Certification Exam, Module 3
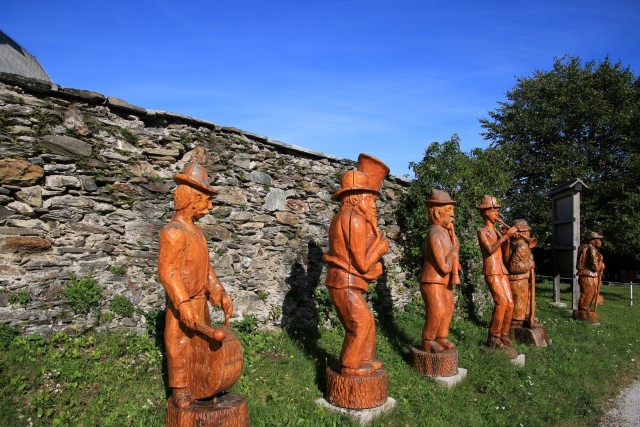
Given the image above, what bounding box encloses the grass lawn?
[1,280,639,426]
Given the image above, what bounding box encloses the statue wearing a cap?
[575,231,605,321]
[476,195,519,352]
[158,162,233,409]
[419,189,461,353]
[323,154,390,376]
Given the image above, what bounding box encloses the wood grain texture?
[410,347,458,377]
[166,392,248,427]
[325,366,387,409]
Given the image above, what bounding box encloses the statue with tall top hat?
[322,153,391,410]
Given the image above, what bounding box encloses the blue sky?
[3,1,639,176]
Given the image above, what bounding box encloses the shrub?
[110,295,134,318]
[63,275,103,314]
[8,290,31,306]
[108,265,126,275]
[120,128,138,145]
[0,323,19,349]
[232,315,259,335]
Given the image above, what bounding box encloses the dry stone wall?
[0,73,410,336]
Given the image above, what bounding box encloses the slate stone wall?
[0,72,411,336]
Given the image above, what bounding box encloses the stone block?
[431,367,468,388]
[316,397,396,426]
[263,188,286,211]
[510,353,526,367]
[41,135,92,157]
[0,158,44,186]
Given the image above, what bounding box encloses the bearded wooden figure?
[504,219,549,347]
[322,153,390,409]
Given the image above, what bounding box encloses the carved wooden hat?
[332,153,390,201]
[173,163,218,195]
[425,189,456,206]
[586,231,604,241]
[476,195,501,209]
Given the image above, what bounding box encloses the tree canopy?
[480,56,640,267]
[397,134,510,317]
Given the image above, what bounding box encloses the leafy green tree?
[480,56,640,267]
[397,134,510,317]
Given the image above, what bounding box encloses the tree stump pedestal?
[410,347,458,377]
[572,309,599,323]
[166,392,249,427]
[325,366,387,409]
[510,324,550,347]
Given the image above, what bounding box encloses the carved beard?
[366,206,377,227]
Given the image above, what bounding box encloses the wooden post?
[572,276,580,311]
[553,274,561,303]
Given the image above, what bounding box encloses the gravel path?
[600,380,640,426]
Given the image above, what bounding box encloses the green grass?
[1,281,639,426]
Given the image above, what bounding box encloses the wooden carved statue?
[504,219,536,328]
[573,231,605,323]
[476,195,519,358]
[410,189,461,377]
[504,219,549,347]
[323,153,390,409]
[158,161,248,426]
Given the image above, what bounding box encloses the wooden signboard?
[549,179,588,310]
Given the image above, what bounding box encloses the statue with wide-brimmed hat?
[574,231,605,323]
[410,189,464,378]
[159,158,248,426]
[323,153,391,409]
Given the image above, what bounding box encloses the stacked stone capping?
[0,72,410,337]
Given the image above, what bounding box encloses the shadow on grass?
[148,304,170,400]
[372,259,414,365]
[600,286,632,302]
[282,241,337,392]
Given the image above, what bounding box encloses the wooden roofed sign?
[548,178,588,310]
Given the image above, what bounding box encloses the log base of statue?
[572,309,599,323]
[410,346,458,377]
[325,366,387,410]
[510,324,550,347]
[166,392,249,427]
